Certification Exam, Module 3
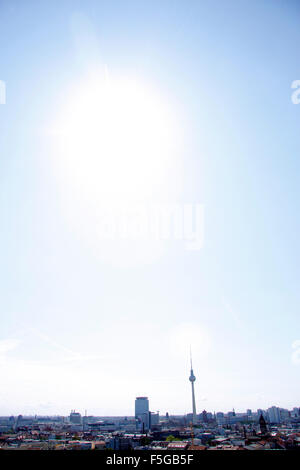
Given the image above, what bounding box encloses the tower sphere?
[189,372,196,382]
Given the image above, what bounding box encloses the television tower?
[189,348,197,423]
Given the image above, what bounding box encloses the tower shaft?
[191,380,197,422]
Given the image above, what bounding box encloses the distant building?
[150,412,159,429]
[16,415,22,425]
[267,406,281,424]
[280,408,290,422]
[167,442,189,451]
[257,409,267,421]
[8,416,15,427]
[69,411,82,424]
[199,410,208,423]
[108,436,132,450]
[216,412,225,425]
[135,397,149,417]
[135,397,150,431]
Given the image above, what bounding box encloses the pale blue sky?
[0,0,300,416]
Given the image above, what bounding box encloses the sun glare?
[52,71,180,206]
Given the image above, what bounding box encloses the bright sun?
[52,71,180,206]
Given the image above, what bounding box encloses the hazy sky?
[0,0,300,416]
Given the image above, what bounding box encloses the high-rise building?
[135,397,149,417]
[280,408,290,422]
[135,397,150,431]
[189,352,197,423]
[267,406,281,424]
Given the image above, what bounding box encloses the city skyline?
[1,402,300,421]
[0,397,300,422]
[1,402,300,450]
